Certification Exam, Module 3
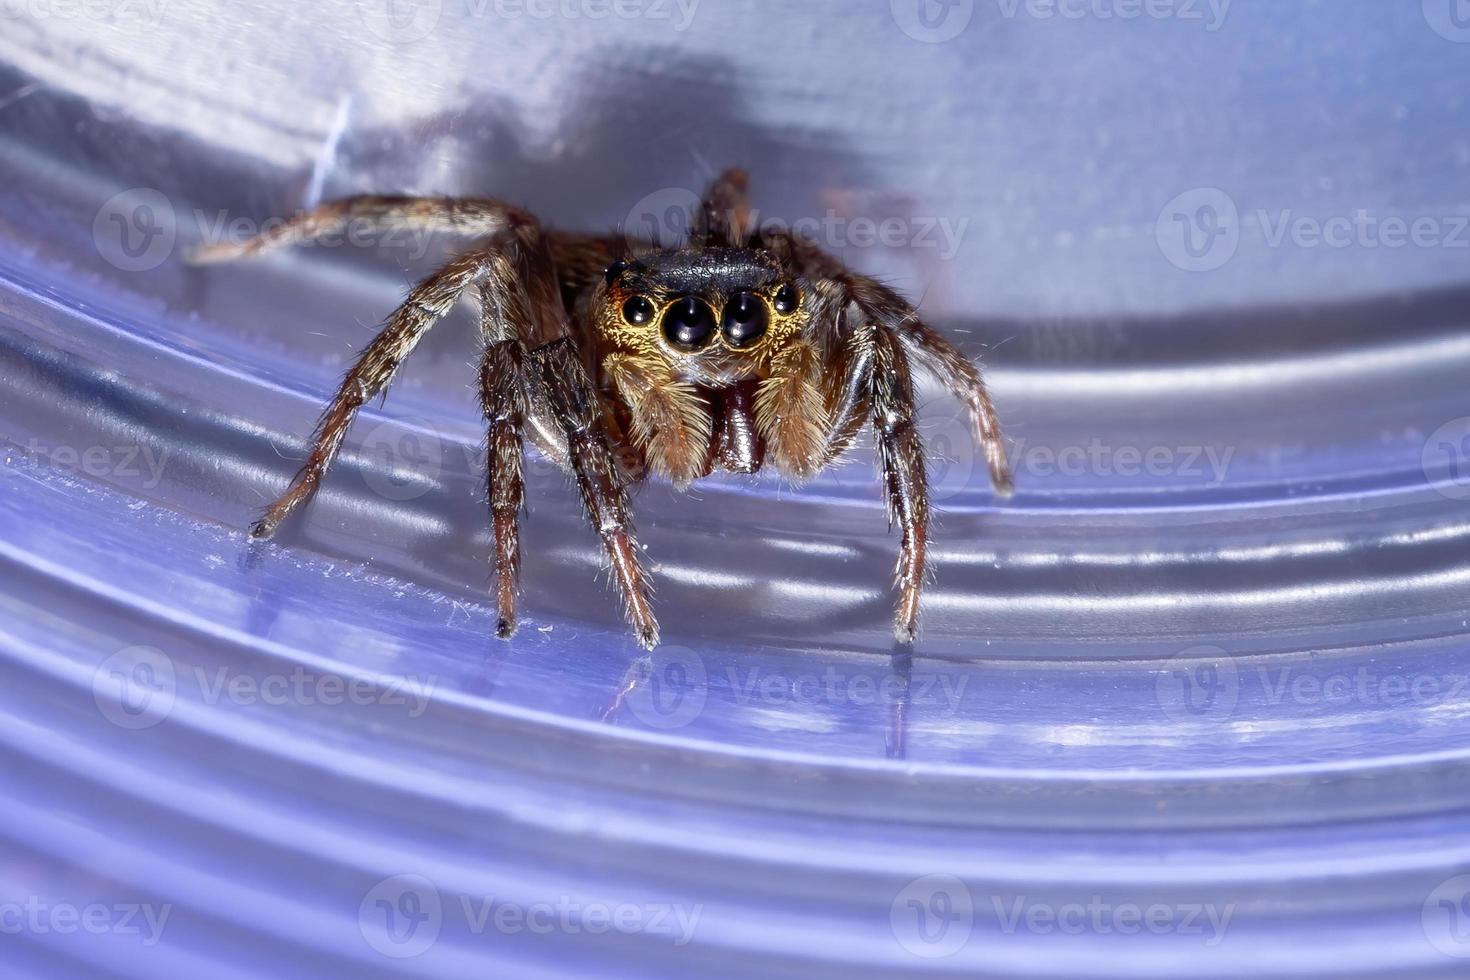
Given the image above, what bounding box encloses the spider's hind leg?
[690,168,754,248]
[190,195,529,263]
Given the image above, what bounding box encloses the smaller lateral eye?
[603,260,628,284]
[622,296,655,325]
[773,283,801,314]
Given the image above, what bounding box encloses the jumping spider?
[196,169,1012,649]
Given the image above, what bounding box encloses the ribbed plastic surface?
[4,3,1470,976]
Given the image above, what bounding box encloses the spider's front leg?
[480,338,527,638]
[812,318,932,643]
[764,238,1003,642]
[525,338,660,649]
[865,325,931,643]
[477,238,660,649]
[763,229,1015,496]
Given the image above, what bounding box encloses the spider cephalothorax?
[194,169,1012,649]
[593,247,824,487]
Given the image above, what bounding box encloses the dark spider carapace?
[195,169,1013,649]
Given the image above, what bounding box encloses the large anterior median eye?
[721,291,768,348]
[662,296,717,351]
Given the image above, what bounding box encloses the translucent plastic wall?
[3,2,1470,977]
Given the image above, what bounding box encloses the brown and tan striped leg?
[478,231,660,648]
[250,247,497,539]
[480,339,527,639]
[527,338,660,649]
[189,195,530,263]
[690,167,754,248]
[763,229,1013,496]
[868,325,930,643]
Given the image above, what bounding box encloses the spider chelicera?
[195,169,1013,649]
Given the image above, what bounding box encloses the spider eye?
[721,291,768,348]
[773,283,801,314]
[604,260,628,284]
[662,296,717,351]
[622,296,655,325]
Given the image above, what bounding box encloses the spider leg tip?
[185,243,233,266]
[635,624,661,651]
[495,617,516,640]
